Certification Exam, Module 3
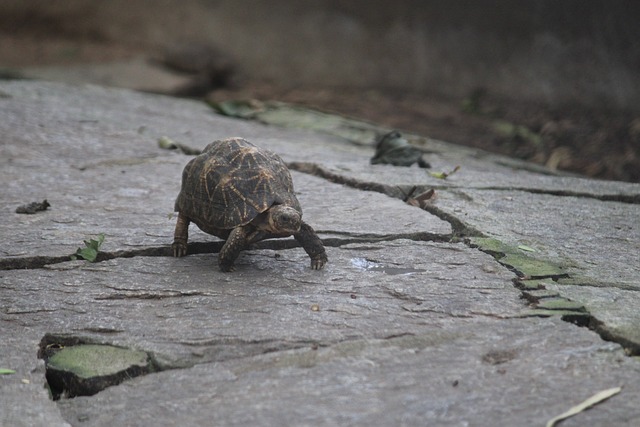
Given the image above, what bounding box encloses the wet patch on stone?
[350,257,426,275]
[39,335,156,400]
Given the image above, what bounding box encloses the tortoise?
[172,137,328,272]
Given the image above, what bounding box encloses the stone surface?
[284,160,640,201]
[0,82,447,262]
[277,144,640,354]
[227,102,640,354]
[1,81,640,427]
[54,320,640,427]
[2,241,521,367]
[433,189,640,352]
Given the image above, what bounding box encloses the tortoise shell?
[174,137,301,231]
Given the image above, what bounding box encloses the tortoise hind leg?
[219,226,249,272]
[294,222,328,270]
[172,212,190,257]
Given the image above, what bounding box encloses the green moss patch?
[45,344,153,399]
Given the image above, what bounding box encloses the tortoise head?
[267,205,302,234]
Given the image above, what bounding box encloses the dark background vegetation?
[1,0,639,181]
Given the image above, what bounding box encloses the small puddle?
[350,257,425,275]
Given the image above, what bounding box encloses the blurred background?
[1,0,639,182]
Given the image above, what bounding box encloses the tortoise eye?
[279,213,299,229]
[280,216,292,225]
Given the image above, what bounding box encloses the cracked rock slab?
[0,81,449,263]
[437,189,640,287]
[2,81,640,426]
[0,160,449,263]
[4,243,640,426]
[433,189,640,352]
[285,160,640,353]
[55,318,640,427]
[1,241,522,368]
[2,239,538,426]
[294,173,450,238]
[287,161,640,202]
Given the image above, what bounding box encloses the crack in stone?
[420,205,484,238]
[0,247,172,271]
[6,308,57,315]
[288,161,640,205]
[0,163,456,272]
[0,233,448,271]
[288,161,482,238]
[590,317,640,356]
[555,277,640,292]
[514,276,640,354]
[289,161,640,357]
[6,160,636,370]
[175,337,307,348]
[468,241,570,280]
[95,289,216,301]
[478,186,640,204]
[38,334,158,400]
[287,161,409,199]
[0,255,74,271]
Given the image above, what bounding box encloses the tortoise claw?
[310,254,328,270]
[172,241,187,258]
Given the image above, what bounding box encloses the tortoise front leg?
[172,212,190,257]
[219,226,248,272]
[294,222,328,270]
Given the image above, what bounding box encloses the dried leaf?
[406,188,436,209]
[158,136,177,150]
[429,165,460,180]
[158,136,201,155]
[546,387,622,427]
[15,199,50,214]
[209,99,263,118]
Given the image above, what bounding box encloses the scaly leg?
[294,222,328,270]
[172,212,190,257]
[218,226,248,272]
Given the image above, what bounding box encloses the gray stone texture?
[1,81,640,427]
